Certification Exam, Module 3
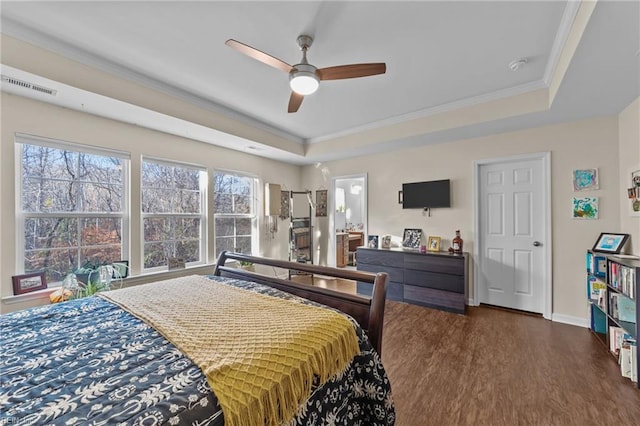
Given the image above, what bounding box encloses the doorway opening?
[330,174,367,268]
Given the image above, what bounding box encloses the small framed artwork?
[315,190,327,217]
[381,235,392,249]
[112,260,129,279]
[12,272,47,295]
[427,236,441,252]
[402,228,422,249]
[629,166,640,217]
[572,197,598,219]
[367,235,379,249]
[573,169,599,191]
[592,233,629,254]
[280,191,290,220]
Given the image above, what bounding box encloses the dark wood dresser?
[356,247,468,314]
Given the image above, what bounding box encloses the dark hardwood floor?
[288,273,640,424]
[383,302,640,425]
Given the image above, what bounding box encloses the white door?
[476,154,550,316]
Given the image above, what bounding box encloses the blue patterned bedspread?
[1,276,394,425]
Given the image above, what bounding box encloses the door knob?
[533,241,541,247]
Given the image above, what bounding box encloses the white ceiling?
[1,1,638,165]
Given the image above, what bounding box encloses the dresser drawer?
[357,263,404,283]
[357,249,405,268]
[404,253,464,275]
[403,285,465,314]
[404,269,464,293]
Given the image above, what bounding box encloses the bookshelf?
[586,251,639,387]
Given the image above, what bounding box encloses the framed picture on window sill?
[12,272,47,295]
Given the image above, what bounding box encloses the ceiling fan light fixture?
[289,71,319,95]
[289,65,319,95]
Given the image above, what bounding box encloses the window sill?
[2,263,218,306]
[1,285,61,305]
[121,263,217,287]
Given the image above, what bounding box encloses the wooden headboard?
[213,251,389,355]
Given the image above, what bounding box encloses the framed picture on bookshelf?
[592,232,630,254]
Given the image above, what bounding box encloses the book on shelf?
[609,292,619,319]
[621,342,633,379]
[609,262,636,298]
[633,344,638,383]
[587,251,608,277]
[620,341,638,383]
[587,275,607,301]
[609,326,633,356]
[595,256,607,277]
[617,294,636,323]
[597,288,607,311]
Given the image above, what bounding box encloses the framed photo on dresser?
[402,228,422,249]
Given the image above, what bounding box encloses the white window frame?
[213,169,259,258]
[141,156,207,273]
[15,133,130,283]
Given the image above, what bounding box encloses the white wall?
[618,97,640,255]
[1,94,299,312]
[303,116,621,321]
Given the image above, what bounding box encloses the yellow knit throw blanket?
[100,275,359,426]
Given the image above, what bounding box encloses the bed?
[0,251,394,425]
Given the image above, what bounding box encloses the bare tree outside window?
[213,172,256,256]
[20,142,126,283]
[141,159,206,270]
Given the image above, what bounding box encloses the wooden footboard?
[213,251,389,355]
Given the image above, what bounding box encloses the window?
[335,187,345,213]
[213,171,257,256]
[141,158,206,271]
[18,135,128,283]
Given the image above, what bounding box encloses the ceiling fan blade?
[288,92,304,113]
[225,39,293,73]
[317,63,386,81]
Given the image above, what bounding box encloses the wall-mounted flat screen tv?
[402,179,450,208]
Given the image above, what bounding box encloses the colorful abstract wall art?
[572,196,599,219]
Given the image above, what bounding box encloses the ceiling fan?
[225,35,386,113]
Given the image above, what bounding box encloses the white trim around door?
[473,152,552,320]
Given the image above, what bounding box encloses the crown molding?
[1,2,582,148]
[307,79,548,145]
[543,0,582,86]
[1,17,303,145]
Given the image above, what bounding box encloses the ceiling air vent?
[1,75,58,96]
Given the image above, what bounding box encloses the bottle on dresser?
[452,230,463,254]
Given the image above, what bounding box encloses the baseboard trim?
[468,300,589,328]
[552,313,588,328]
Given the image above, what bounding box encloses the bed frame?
[213,251,389,355]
